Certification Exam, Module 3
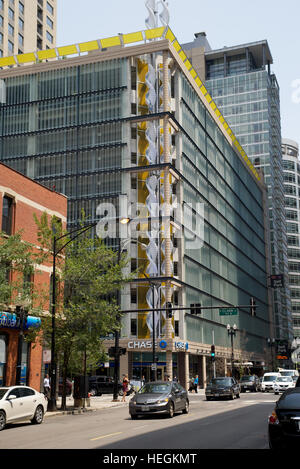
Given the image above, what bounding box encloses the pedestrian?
[141,375,145,388]
[189,376,194,392]
[122,374,129,402]
[43,374,50,400]
[194,375,199,393]
[173,375,178,382]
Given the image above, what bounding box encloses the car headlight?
[157,398,169,404]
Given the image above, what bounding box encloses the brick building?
[0,162,67,391]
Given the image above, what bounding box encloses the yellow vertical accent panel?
[190,68,197,79]
[57,45,78,56]
[184,59,192,71]
[123,31,144,44]
[78,40,99,53]
[165,28,175,42]
[214,108,221,117]
[0,56,16,66]
[200,85,208,95]
[205,93,212,104]
[37,49,57,60]
[101,36,121,48]
[17,53,36,63]
[172,40,181,52]
[210,101,217,111]
[145,27,165,39]
[179,50,187,62]
[195,77,203,87]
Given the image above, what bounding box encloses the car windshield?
[280,371,294,377]
[210,378,232,386]
[139,383,171,394]
[241,376,254,381]
[263,376,278,382]
[276,376,292,382]
[0,388,8,399]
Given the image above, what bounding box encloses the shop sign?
[0,312,41,330]
[174,341,188,350]
[128,340,153,349]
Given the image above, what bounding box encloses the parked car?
[58,378,72,396]
[205,377,240,400]
[240,375,260,392]
[0,386,47,431]
[129,381,189,419]
[268,388,300,449]
[274,376,295,395]
[88,376,122,396]
[261,372,281,392]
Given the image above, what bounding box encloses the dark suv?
[240,375,260,392]
[88,376,122,396]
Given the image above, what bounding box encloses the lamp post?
[227,324,237,377]
[267,338,276,370]
[48,222,97,412]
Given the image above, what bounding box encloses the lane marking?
[90,432,122,441]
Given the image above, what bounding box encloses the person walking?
[122,374,129,402]
[194,375,199,393]
[43,374,51,400]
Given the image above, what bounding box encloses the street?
[0,392,277,450]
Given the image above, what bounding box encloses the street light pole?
[227,324,237,377]
[47,222,97,412]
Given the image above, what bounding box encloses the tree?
[32,213,130,410]
[0,231,40,311]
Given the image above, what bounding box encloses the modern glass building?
[282,139,300,340]
[0,27,271,386]
[183,35,293,350]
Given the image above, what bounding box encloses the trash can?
[73,376,89,407]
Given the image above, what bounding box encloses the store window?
[0,334,7,385]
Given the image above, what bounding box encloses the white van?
[261,372,281,392]
[278,368,299,378]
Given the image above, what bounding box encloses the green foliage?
[33,212,131,408]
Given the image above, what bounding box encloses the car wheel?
[182,400,189,414]
[131,414,138,420]
[230,392,234,400]
[206,396,211,401]
[31,405,44,425]
[275,392,279,395]
[168,402,174,418]
[0,410,6,431]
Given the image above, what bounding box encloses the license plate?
[214,394,219,397]
[142,406,150,411]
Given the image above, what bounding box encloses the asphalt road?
[0,392,277,450]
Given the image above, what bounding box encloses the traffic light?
[250,297,257,317]
[166,302,173,318]
[211,344,215,362]
[190,303,201,315]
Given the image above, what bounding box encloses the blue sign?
[0,312,41,330]
[174,341,189,350]
[159,340,167,349]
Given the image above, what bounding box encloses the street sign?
[219,308,238,316]
[270,274,284,288]
[151,364,157,371]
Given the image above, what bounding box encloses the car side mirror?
[7,395,17,400]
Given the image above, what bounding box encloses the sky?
[57,0,300,144]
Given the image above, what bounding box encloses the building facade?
[0,0,56,58]
[0,162,67,390]
[183,35,293,350]
[282,139,300,341]
[0,27,271,388]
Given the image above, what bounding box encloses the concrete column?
[202,355,207,388]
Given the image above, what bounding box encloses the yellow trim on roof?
[57,45,78,56]
[123,31,144,44]
[0,25,260,182]
[17,52,36,64]
[100,36,121,48]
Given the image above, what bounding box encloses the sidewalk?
[45,390,205,418]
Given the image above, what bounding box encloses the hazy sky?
[57,0,300,144]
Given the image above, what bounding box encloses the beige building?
[0,0,56,58]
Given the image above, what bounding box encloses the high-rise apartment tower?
[0,0,56,58]
[183,34,293,348]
